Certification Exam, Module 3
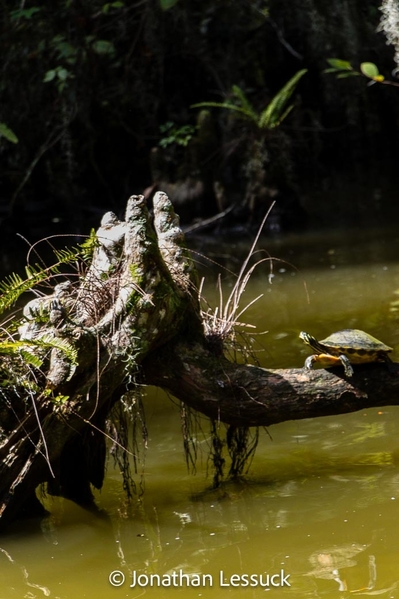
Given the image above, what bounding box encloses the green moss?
[129,264,143,283]
[126,290,141,312]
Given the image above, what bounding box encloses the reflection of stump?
[0,191,397,531]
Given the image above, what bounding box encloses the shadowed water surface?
[1,226,399,598]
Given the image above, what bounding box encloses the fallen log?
[0,192,397,530]
[144,341,399,427]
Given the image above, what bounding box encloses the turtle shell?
[319,329,392,361]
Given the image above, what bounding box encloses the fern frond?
[192,101,258,123]
[53,232,98,266]
[0,335,78,368]
[32,334,78,366]
[231,85,258,123]
[0,269,48,314]
[0,243,83,316]
[258,68,307,129]
[78,228,99,263]
[0,272,24,297]
[19,349,44,368]
[0,340,44,368]
[52,246,80,264]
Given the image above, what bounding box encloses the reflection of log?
[0,191,397,531]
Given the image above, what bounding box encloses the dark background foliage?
[1,0,398,265]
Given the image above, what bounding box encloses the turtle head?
[299,331,320,351]
[299,331,312,344]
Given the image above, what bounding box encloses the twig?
[10,127,67,214]
[182,204,235,234]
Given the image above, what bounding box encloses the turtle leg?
[304,355,317,371]
[304,353,354,376]
[304,354,342,371]
[338,354,354,377]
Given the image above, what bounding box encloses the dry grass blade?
[223,201,275,323]
[200,201,276,346]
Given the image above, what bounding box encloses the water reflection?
[1,226,399,598]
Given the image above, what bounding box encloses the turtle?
[299,329,393,377]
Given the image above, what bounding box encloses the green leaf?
[159,122,197,148]
[102,0,124,10]
[191,101,259,122]
[19,349,43,368]
[0,336,78,370]
[43,69,56,82]
[159,121,173,134]
[52,394,70,404]
[360,62,385,85]
[336,72,360,79]
[259,68,307,129]
[57,68,69,81]
[360,62,380,79]
[0,123,18,144]
[10,7,41,21]
[37,334,78,367]
[0,253,80,315]
[54,41,76,60]
[78,229,100,263]
[326,58,353,71]
[92,40,115,55]
[324,67,359,75]
[231,85,258,123]
[159,0,179,9]
[0,341,43,368]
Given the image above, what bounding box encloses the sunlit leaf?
[52,394,70,404]
[360,62,380,79]
[326,58,353,71]
[259,68,307,129]
[0,123,18,144]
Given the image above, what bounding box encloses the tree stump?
[0,192,397,531]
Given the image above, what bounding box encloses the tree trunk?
[0,192,397,531]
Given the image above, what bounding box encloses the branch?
[144,341,399,427]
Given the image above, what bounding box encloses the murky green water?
[2,226,399,598]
